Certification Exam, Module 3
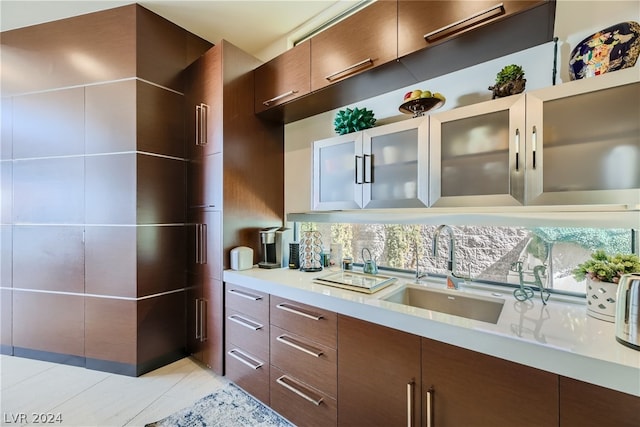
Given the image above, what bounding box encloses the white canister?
[230,246,254,270]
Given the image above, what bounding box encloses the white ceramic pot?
[586,278,617,322]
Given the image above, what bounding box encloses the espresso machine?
[258,227,292,269]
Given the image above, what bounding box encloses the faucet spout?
[433,225,461,289]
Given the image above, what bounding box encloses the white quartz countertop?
[223,266,640,397]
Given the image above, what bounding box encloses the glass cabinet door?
[313,132,363,210]
[430,95,526,207]
[525,68,640,206]
[362,117,429,208]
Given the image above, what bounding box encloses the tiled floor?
[0,355,228,427]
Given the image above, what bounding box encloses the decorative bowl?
[399,97,444,117]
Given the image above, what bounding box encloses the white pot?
[586,278,617,322]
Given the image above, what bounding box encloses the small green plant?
[495,64,525,85]
[572,250,640,284]
[333,107,376,135]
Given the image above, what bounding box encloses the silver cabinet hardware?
[228,349,263,370]
[531,125,538,169]
[363,154,372,183]
[228,314,263,331]
[515,128,521,171]
[325,58,373,81]
[199,298,207,342]
[407,382,414,427]
[194,298,201,340]
[276,334,323,357]
[276,303,324,320]
[426,386,434,427]
[276,375,324,406]
[195,103,209,146]
[423,3,505,42]
[227,288,263,301]
[262,90,298,106]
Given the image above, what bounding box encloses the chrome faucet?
[414,240,428,284]
[433,225,465,290]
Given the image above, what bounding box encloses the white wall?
[284,0,640,214]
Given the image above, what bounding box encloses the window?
[296,223,636,296]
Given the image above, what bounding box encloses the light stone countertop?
[223,266,640,397]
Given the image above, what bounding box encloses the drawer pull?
[276,303,324,320]
[228,349,263,370]
[276,334,323,358]
[423,3,506,42]
[228,314,263,331]
[262,90,298,106]
[325,58,373,81]
[407,382,414,427]
[228,288,263,301]
[276,375,324,406]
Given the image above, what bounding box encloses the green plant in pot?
[489,64,526,99]
[334,107,376,135]
[572,250,640,321]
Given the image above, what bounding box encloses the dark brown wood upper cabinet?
[310,0,398,92]
[398,1,547,57]
[254,40,310,113]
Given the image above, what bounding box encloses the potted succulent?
[333,107,376,135]
[488,64,526,99]
[572,250,640,321]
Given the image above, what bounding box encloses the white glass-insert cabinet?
[430,67,639,207]
[312,117,429,210]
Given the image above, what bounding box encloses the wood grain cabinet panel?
[225,284,270,320]
[421,338,558,427]
[338,315,421,427]
[12,291,84,358]
[559,376,640,427]
[84,297,137,365]
[12,225,84,293]
[226,308,269,361]
[398,1,546,57]
[136,81,185,158]
[137,154,186,224]
[226,345,270,404]
[310,0,397,92]
[13,157,84,224]
[254,40,310,113]
[201,279,224,373]
[136,225,187,296]
[84,226,136,297]
[270,296,337,348]
[85,153,136,224]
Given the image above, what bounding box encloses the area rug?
[145,383,294,427]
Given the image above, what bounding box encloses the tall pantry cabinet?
[184,40,285,374]
[0,5,211,375]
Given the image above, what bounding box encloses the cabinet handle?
[194,298,201,340]
[531,125,538,169]
[195,104,201,146]
[228,288,263,301]
[199,299,207,342]
[276,303,324,320]
[201,223,207,264]
[276,334,323,357]
[325,58,373,81]
[426,386,434,427]
[364,154,373,183]
[276,375,324,406]
[423,3,505,42]
[195,225,200,264]
[355,155,364,184]
[407,382,414,427]
[199,103,209,146]
[262,90,299,106]
[514,128,520,171]
[228,349,263,370]
[228,314,263,331]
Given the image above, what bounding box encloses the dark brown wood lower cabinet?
[559,376,640,427]
[422,338,559,427]
[337,315,421,427]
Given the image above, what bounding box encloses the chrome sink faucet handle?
[433,224,464,289]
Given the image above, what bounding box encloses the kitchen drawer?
[225,284,269,322]
[270,296,337,348]
[270,325,337,397]
[225,347,270,405]
[270,365,337,427]
[225,307,269,361]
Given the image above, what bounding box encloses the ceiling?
[0,0,362,58]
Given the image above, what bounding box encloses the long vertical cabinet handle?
[514,128,520,171]
[531,125,538,169]
[195,104,201,146]
[200,299,207,342]
[355,155,364,184]
[201,223,207,264]
[363,154,372,183]
[426,386,434,427]
[407,382,414,427]
[276,303,324,320]
[194,299,201,340]
[195,103,209,146]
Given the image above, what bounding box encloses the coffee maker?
[258,227,292,269]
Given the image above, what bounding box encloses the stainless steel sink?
[382,285,505,324]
